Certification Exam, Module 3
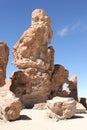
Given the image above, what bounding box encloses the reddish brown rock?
[66,75,78,99]
[12,9,53,71]
[47,96,76,120]
[10,68,51,108]
[0,90,21,121]
[0,42,9,86]
[76,102,86,113]
[78,97,87,109]
[10,9,78,108]
[50,64,69,98]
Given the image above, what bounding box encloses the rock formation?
[10,9,54,108]
[47,96,76,120]
[66,75,78,99]
[12,9,54,72]
[0,90,21,121]
[78,97,87,109]
[76,102,86,113]
[10,9,78,108]
[0,42,9,86]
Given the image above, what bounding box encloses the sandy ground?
[0,109,87,130]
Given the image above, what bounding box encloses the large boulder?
[0,90,21,121]
[0,42,9,86]
[10,68,51,108]
[47,96,76,120]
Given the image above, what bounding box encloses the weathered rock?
[50,64,69,98]
[12,9,53,71]
[78,97,87,109]
[66,75,78,99]
[76,102,86,113]
[10,9,78,108]
[47,96,76,120]
[10,68,51,108]
[0,90,21,121]
[0,42,9,86]
[10,9,55,108]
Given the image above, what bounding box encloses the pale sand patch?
[0,109,87,130]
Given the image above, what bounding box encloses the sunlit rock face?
[10,9,78,108]
[47,96,76,120]
[0,42,9,86]
[0,90,21,121]
[10,9,54,108]
[12,9,53,71]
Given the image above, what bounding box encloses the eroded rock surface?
[10,9,78,108]
[12,9,53,71]
[0,42,9,86]
[0,90,21,121]
[47,96,76,120]
[10,68,51,108]
[66,75,78,99]
[76,102,86,113]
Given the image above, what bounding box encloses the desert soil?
[0,109,87,130]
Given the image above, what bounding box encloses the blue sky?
[0,0,87,97]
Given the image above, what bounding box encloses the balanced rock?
[0,90,21,121]
[10,9,55,108]
[12,9,53,71]
[10,9,78,108]
[0,42,9,86]
[47,96,76,120]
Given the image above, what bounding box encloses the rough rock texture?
[0,42,9,86]
[47,96,76,120]
[78,97,87,109]
[76,102,86,113]
[12,9,54,72]
[50,64,69,98]
[10,9,78,108]
[0,90,21,121]
[66,75,78,99]
[10,68,51,108]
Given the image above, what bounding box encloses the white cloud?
[71,20,81,31]
[57,20,87,37]
[57,26,69,37]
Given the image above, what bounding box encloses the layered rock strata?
[0,42,9,86]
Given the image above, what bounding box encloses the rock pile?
[10,9,78,108]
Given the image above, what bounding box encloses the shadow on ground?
[70,115,84,120]
[18,115,32,120]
